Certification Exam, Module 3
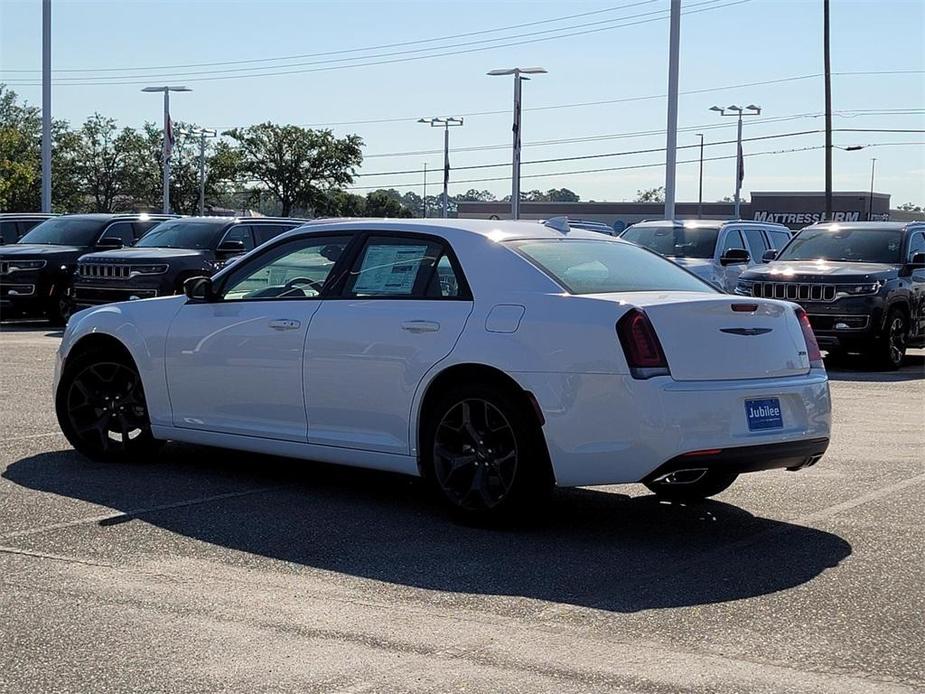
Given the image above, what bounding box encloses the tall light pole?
[418,117,463,218]
[180,127,217,216]
[710,104,760,218]
[488,67,547,220]
[141,86,191,214]
[696,133,704,219]
[823,0,833,221]
[41,0,51,212]
[868,157,877,221]
[663,0,681,220]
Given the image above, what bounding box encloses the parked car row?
[0,213,304,324]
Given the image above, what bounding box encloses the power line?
[1,1,657,73]
[2,0,753,86]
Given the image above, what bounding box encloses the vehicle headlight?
[734,279,754,296]
[836,281,881,296]
[4,259,46,272]
[129,264,169,276]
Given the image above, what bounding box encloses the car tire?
[47,290,73,327]
[644,470,738,503]
[421,383,552,522]
[866,308,907,371]
[55,351,163,463]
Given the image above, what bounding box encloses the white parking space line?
[0,485,288,542]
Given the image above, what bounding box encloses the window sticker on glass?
[352,243,430,296]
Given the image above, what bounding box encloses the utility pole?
[663,0,681,220]
[488,67,547,219]
[141,86,191,214]
[696,133,704,219]
[41,0,51,212]
[710,104,760,219]
[868,158,877,221]
[823,0,833,220]
[183,128,217,216]
[422,163,427,218]
[418,117,463,218]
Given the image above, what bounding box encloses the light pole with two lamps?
[141,86,192,214]
[418,117,463,218]
[487,67,547,220]
[709,104,760,219]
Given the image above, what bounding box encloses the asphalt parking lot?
[0,325,922,694]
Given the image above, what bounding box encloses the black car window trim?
[209,231,362,303]
[326,230,473,301]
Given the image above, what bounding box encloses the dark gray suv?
[736,221,925,369]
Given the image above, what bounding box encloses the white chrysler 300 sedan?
[54,218,831,519]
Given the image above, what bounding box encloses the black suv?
[737,221,925,368]
[0,213,58,244]
[72,216,306,309]
[0,213,174,324]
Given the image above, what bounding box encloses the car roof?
[284,217,630,243]
[803,221,916,232]
[0,213,57,218]
[159,215,309,227]
[627,218,789,230]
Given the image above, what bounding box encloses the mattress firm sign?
[753,210,861,225]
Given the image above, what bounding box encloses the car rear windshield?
[620,224,719,259]
[509,239,718,295]
[135,219,227,249]
[776,227,903,264]
[18,217,106,246]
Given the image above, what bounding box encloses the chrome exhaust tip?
[651,468,709,485]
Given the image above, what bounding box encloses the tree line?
[0,86,582,218]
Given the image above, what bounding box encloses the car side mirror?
[183,276,214,302]
[720,248,750,266]
[216,240,246,254]
[96,236,124,250]
[908,252,925,268]
[761,249,778,263]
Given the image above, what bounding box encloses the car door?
[716,228,749,292]
[164,233,354,441]
[305,233,473,455]
[906,230,925,338]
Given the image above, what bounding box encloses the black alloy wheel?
[424,384,550,520]
[47,291,73,326]
[869,308,907,370]
[56,355,161,462]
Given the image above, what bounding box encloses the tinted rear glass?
[777,227,903,264]
[135,219,228,249]
[18,217,107,246]
[509,239,718,295]
[620,224,719,259]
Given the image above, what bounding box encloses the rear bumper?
[643,437,830,483]
[511,369,831,487]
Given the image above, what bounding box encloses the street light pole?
[185,128,217,216]
[710,104,761,219]
[868,158,877,221]
[141,86,191,214]
[418,116,463,218]
[663,0,681,220]
[41,0,51,212]
[488,67,547,220]
[696,133,704,219]
[422,162,427,218]
[823,0,833,221]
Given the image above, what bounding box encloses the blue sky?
[2,0,923,205]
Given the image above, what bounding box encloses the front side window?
[101,222,135,246]
[222,236,349,301]
[344,237,442,297]
[907,232,925,260]
[220,225,255,251]
[509,239,718,295]
[777,227,903,264]
[620,224,719,259]
[721,229,747,254]
[19,217,106,246]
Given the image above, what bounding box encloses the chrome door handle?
[401,320,440,333]
[268,319,301,331]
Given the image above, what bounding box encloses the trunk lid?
[599,292,810,381]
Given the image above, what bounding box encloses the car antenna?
[543,216,570,234]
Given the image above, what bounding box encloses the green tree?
[224,123,363,217]
[364,189,413,217]
[75,113,126,212]
[898,202,923,212]
[635,186,665,203]
[457,189,496,202]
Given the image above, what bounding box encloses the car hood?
[1,244,84,258]
[78,247,209,262]
[741,261,897,283]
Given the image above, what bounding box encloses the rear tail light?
[795,307,824,368]
[617,309,670,379]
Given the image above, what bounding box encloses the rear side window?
[134,220,163,240]
[510,239,718,295]
[741,227,769,256]
[252,223,294,245]
[766,229,791,251]
[345,237,441,297]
